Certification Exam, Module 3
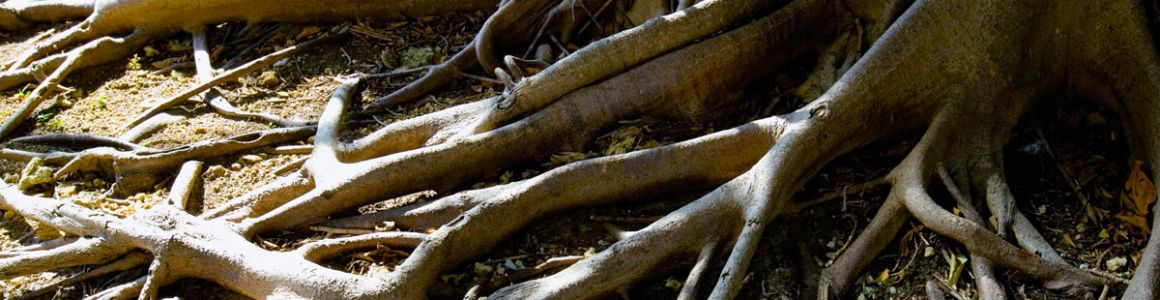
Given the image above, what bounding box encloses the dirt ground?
[0,10,1148,300]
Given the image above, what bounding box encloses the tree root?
[0,0,93,30]
[8,133,148,151]
[0,0,501,140]
[227,0,835,238]
[0,28,157,139]
[124,30,348,129]
[8,0,1160,298]
[294,232,426,262]
[938,167,1005,300]
[474,0,783,132]
[5,126,314,196]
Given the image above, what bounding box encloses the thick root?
[0,0,93,30]
[233,0,833,236]
[31,126,314,196]
[6,0,1160,298]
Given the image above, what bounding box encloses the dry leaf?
[1117,161,1156,233]
[1117,214,1151,234]
[295,26,321,40]
[1123,160,1157,214]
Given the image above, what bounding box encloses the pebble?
[240,155,264,164]
[18,157,54,190]
[205,165,227,178]
[56,184,77,197]
[1106,257,1127,272]
[257,71,280,87]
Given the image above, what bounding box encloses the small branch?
[125,30,351,129]
[294,232,426,262]
[589,215,661,223]
[118,112,186,143]
[16,252,150,300]
[476,255,586,295]
[8,133,149,151]
[678,242,720,300]
[362,66,430,80]
[264,145,313,155]
[308,225,378,235]
[787,176,890,214]
[167,160,203,212]
[1034,128,1100,225]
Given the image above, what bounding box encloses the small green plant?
[35,112,54,124]
[46,118,64,129]
[126,54,142,70]
[14,84,31,99]
[96,95,108,109]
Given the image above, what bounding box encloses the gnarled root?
[0,0,502,140]
[4,126,314,196]
[10,0,1160,298]
[227,0,837,238]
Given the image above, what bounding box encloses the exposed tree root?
[4,126,314,196]
[124,30,348,129]
[0,0,93,30]
[0,28,157,138]
[0,0,501,140]
[7,0,1160,298]
[939,167,1005,300]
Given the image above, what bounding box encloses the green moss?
[399,47,435,69]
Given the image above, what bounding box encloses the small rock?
[923,246,935,257]
[664,278,683,290]
[1106,257,1128,272]
[56,99,73,109]
[273,58,290,69]
[472,263,493,276]
[205,165,228,178]
[56,184,77,197]
[18,157,54,190]
[504,259,519,270]
[2,173,18,184]
[240,155,264,164]
[92,178,106,188]
[229,163,243,171]
[257,71,280,87]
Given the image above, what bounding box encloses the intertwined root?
[6,0,1160,298]
[0,0,502,140]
